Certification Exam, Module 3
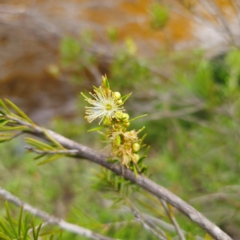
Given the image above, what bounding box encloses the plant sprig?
[82,76,148,172]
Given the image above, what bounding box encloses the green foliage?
[60,36,81,67]
[210,53,229,85]
[149,4,169,29]
[0,99,32,143]
[0,100,69,166]
[92,168,133,203]
[193,60,214,99]
[59,33,96,86]
[226,48,240,93]
[0,202,60,240]
[3,99,33,124]
[110,49,150,91]
[106,27,118,42]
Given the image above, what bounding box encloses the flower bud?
[124,122,130,127]
[103,117,112,126]
[116,135,121,145]
[102,75,109,89]
[122,113,129,122]
[115,111,124,120]
[132,143,140,152]
[132,153,140,163]
[112,92,121,100]
[117,99,123,105]
[126,130,138,141]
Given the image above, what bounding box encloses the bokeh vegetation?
[1,1,240,239]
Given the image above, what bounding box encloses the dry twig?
[159,199,185,240]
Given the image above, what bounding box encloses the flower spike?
[82,76,146,169]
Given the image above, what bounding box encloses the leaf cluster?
[0,202,61,240]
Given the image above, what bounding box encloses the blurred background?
[1,0,240,239]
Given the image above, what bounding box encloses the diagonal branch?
[1,114,233,240]
[159,199,185,240]
[0,187,116,240]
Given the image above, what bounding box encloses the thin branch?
[147,103,205,121]
[229,0,240,31]
[171,0,236,46]
[0,187,116,240]
[159,199,185,240]
[190,192,240,205]
[104,173,167,240]
[25,146,79,155]
[200,0,236,45]
[170,0,228,39]
[142,213,207,240]
[131,208,167,240]
[142,213,179,233]
[0,114,233,240]
[124,197,168,240]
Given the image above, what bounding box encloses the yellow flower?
[82,87,124,124]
